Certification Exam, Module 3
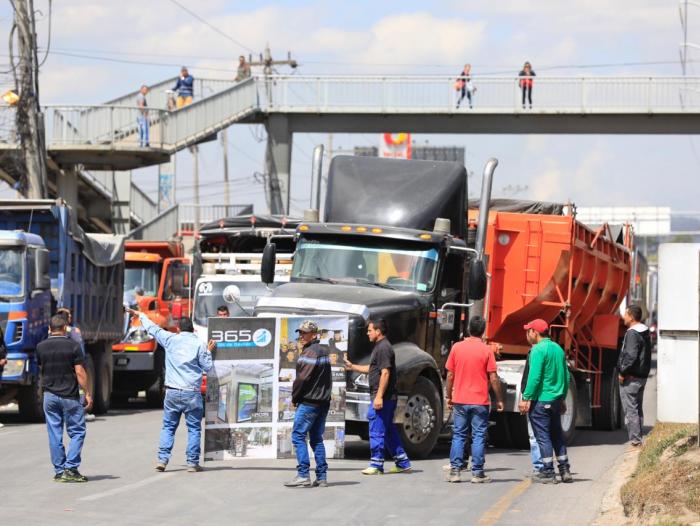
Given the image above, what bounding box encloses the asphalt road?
[0,372,656,526]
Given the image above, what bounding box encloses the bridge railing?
[262,75,700,113]
[47,77,258,148]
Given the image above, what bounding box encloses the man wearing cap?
[518,319,573,484]
[285,320,332,488]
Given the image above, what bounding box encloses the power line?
[167,0,254,53]
[43,50,234,72]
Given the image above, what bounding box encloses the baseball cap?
[295,320,319,334]
[523,319,549,333]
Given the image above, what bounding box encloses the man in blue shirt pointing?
[127,307,212,472]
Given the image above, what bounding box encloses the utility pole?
[258,44,297,215]
[190,145,200,233]
[11,0,48,199]
[220,129,230,211]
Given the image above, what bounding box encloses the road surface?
[1,372,656,526]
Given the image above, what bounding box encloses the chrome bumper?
[345,390,408,424]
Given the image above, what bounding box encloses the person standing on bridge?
[445,316,504,483]
[518,61,536,109]
[345,318,412,476]
[519,319,573,484]
[173,67,194,108]
[37,314,92,482]
[127,307,212,472]
[618,304,652,448]
[136,85,149,147]
[455,63,476,109]
[235,55,251,82]
[285,320,332,487]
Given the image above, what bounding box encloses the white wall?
[656,243,700,423]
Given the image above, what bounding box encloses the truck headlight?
[2,358,25,377]
[123,328,153,344]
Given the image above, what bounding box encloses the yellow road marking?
[477,478,531,526]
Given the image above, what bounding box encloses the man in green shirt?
[518,319,573,484]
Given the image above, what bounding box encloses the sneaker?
[187,464,203,472]
[560,469,573,483]
[61,469,88,483]
[361,467,383,475]
[284,475,312,487]
[471,474,492,484]
[155,462,167,472]
[53,472,63,482]
[312,479,328,487]
[387,465,412,474]
[85,413,96,422]
[447,468,461,483]
[532,472,558,484]
[443,463,465,472]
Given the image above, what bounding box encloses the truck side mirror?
[34,249,50,291]
[261,243,277,285]
[468,259,487,300]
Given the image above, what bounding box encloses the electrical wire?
[167,0,254,53]
[37,0,52,67]
[44,50,234,72]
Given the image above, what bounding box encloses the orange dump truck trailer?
[112,241,192,406]
[468,204,633,446]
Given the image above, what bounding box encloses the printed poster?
[204,315,348,461]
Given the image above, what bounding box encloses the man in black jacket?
[284,320,332,488]
[618,304,652,447]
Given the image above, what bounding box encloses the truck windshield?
[124,263,160,299]
[292,238,439,292]
[194,281,279,326]
[0,248,24,299]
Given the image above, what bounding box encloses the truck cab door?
[433,251,465,373]
[159,259,191,325]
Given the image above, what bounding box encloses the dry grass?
[621,423,699,524]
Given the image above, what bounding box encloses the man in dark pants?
[285,320,332,488]
[37,314,93,482]
[618,304,652,448]
[345,318,411,475]
[127,308,212,472]
[518,319,572,484]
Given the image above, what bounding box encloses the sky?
[1,0,699,217]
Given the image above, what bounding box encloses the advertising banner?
[379,132,412,159]
[204,315,348,461]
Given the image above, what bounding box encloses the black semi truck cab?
[255,156,494,458]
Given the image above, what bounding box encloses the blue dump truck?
[0,200,125,420]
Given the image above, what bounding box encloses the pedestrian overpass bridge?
[2,74,700,227]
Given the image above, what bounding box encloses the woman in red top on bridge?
[519,61,536,109]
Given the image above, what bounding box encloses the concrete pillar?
[112,170,132,235]
[264,114,292,215]
[56,167,79,212]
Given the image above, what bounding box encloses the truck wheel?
[593,368,622,431]
[397,376,441,459]
[561,374,577,445]
[17,383,44,422]
[92,348,112,415]
[85,354,96,406]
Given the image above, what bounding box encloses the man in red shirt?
[445,316,504,483]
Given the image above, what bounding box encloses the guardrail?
[262,75,700,113]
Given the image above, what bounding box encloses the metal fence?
[262,75,700,113]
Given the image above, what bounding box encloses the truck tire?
[92,347,112,415]
[18,382,44,422]
[561,373,577,445]
[397,376,441,459]
[84,354,96,410]
[593,368,622,431]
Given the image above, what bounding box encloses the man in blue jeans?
[37,314,93,482]
[285,320,332,487]
[518,319,573,484]
[345,318,412,475]
[445,316,504,483]
[128,308,212,472]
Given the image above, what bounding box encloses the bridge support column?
[112,170,132,235]
[57,167,79,211]
[264,115,292,215]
